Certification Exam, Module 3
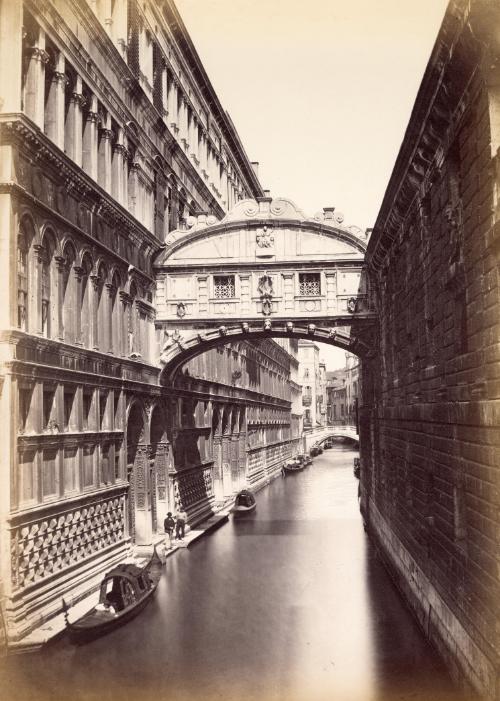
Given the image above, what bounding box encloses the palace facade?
[0,0,299,644]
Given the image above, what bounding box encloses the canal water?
[2,446,474,701]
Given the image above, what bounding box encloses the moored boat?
[282,458,307,474]
[62,545,163,644]
[232,489,257,513]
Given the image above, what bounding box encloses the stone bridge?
[154,197,376,382]
[302,425,359,451]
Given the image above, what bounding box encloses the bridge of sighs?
[154,197,377,382]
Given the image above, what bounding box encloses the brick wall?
[359,2,500,699]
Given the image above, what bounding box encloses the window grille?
[214,275,235,299]
[299,273,321,296]
[17,236,28,330]
[41,244,51,337]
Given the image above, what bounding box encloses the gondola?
[282,458,307,474]
[232,489,257,513]
[62,545,163,644]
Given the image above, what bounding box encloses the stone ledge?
[367,500,498,701]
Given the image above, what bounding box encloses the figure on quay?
[175,508,188,540]
[164,512,175,550]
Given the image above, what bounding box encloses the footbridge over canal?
[154,197,376,383]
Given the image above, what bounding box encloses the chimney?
[250,162,259,177]
[263,189,271,197]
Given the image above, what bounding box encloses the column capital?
[86,111,100,124]
[26,47,50,64]
[100,128,114,141]
[54,255,66,272]
[52,71,69,86]
[73,266,84,281]
[113,143,128,157]
[70,92,87,107]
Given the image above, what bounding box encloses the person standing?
[175,508,187,540]
[164,511,175,550]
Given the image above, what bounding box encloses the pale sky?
[175,0,449,369]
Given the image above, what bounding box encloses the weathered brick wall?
[359,2,500,698]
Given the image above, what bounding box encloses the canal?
[2,445,474,701]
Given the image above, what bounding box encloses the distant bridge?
[304,425,359,451]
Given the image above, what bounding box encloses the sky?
[175,0,450,369]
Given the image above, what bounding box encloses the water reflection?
[1,446,471,701]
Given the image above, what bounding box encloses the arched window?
[96,263,107,351]
[80,253,93,347]
[39,234,55,338]
[61,242,77,343]
[128,282,138,355]
[110,271,121,355]
[17,230,29,330]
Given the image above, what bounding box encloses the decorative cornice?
[0,115,163,258]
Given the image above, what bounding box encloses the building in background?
[0,0,301,644]
[298,340,327,429]
[326,353,359,427]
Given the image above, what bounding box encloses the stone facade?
[359,2,500,698]
[0,0,295,646]
[326,353,359,426]
[298,340,327,429]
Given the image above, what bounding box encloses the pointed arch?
[61,240,77,343]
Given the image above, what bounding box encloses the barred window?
[299,273,321,296]
[17,234,28,330]
[214,275,235,299]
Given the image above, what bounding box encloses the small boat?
[232,489,256,513]
[62,545,163,644]
[282,458,307,474]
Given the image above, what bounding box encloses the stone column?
[128,163,140,218]
[112,129,126,205]
[45,53,67,149]
[190,115,198,161]
[103,283,114,353]
[0,1,23,113]
[168,74,178,132]
[73,266,83,345]
[89,273,99,350]
[119,291,129,356]
[180,95,189,151]
[24,33,48,129]
[98,118,113,193]
[122,136,129,206]
[161,60,169,121]
[65,75,84,167]
[55,255,66,341]
[113,0,128,59]
[220,164,228,206]
[200,130,208,178]
[82,95,99,179]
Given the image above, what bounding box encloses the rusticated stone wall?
[359,2,500,699]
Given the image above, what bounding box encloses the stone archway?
[126,401,152,545]
[150,404,169,535]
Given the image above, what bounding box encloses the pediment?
[166,226,364,265]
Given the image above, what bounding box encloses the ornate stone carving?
[176,301,186,318]
[256,226,274,249]
[11,497,125,589]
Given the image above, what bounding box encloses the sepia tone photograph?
[0,0,498,699]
